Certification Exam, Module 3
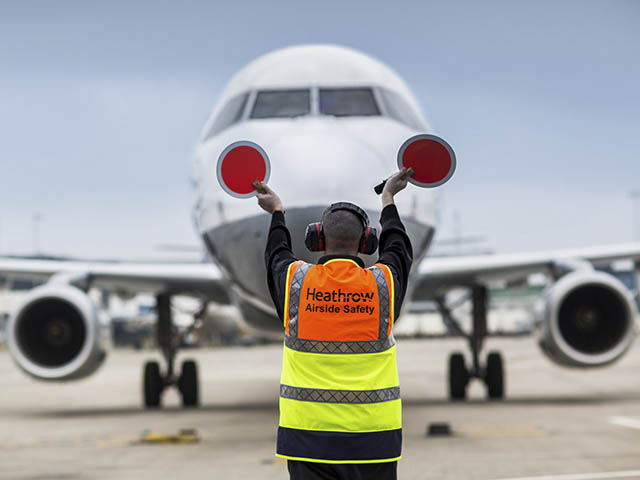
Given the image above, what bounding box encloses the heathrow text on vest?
[304,287,376,315]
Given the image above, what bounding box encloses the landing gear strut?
[439,285,505,400]
[142,293,200,408]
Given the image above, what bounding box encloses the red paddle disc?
[397,134,456,188]
[216,141,271,198]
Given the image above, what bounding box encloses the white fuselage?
[191,45,439,330]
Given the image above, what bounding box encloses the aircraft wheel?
[143,360,163,408]
[485,351,504,399]
[448,352,468,400]
[179,360,199,407]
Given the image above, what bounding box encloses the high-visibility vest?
[276,258,401,464]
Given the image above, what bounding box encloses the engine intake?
[8,284,106,381]
[537,270,636,368]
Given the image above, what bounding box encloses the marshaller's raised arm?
[377,167,414,322]
[381,168,412,208]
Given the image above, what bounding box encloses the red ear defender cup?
[304,222,325,252]
[359,226,379,255]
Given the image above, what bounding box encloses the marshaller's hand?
[256,183,284,214]
[381,168,412,206]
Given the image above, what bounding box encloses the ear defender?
[304,222,325,252]
[304,202,379,255]
[359,226,379,255]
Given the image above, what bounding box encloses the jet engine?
[537,270,636,368]
[7,283,106,381]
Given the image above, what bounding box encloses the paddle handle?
[252,180,267,194]
[374,168,414,195]
[374,180,387,195]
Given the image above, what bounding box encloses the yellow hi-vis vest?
[276,258,401,464]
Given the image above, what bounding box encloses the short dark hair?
[322,209,363,252]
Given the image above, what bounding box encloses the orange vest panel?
[284,259,393,341]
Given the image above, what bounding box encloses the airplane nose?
[267,123,389,205]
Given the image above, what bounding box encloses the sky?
[0,0,639,259]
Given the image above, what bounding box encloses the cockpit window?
[250,90,311,119]
[319,88,380,117]
[378,88,424,130]
[204,92,249,139]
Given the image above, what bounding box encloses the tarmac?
[1,336,640,480]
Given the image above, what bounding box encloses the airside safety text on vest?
[304,287,376,315]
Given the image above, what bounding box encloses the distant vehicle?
[2,45,639,407]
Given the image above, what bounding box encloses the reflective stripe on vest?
[280,384,401,403]
[284,335,395,354]
[286,261,311,338]
[278,259,401,464]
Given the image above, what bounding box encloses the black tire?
[143,361,163,408]
[485,351,505,400]
[179,360,199,407]
[448,352,468,400]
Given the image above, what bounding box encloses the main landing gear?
[143,293,200,408]
[438,285,505,401]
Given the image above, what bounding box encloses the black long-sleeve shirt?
[265,204,413,325]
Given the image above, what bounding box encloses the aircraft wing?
[0,257,231,302]
[411,242,640,300]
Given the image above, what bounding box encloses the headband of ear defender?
[304,202,379,255]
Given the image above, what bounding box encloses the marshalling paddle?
[374,134,456,194]
[216,134,455,199]
[216,140,270,198]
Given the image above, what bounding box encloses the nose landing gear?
[440,285,505,400]
[142,293,200,408]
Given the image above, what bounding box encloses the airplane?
[2,44,639,407]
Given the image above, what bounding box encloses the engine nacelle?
[7,284,107,381]
[537,270,636,368]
